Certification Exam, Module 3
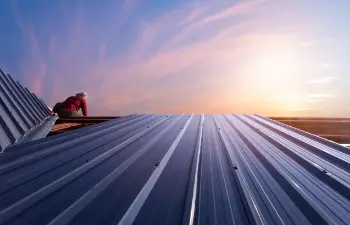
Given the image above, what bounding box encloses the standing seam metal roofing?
[0,69,53,151]
[0,114,349,225]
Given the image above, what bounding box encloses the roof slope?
[0,69,53,151]
[0,114,349,225]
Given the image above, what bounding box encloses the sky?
[0,0,349,117]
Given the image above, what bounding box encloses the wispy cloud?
[190,0,266,28]
[308,91,338,99]
[9,0,332,116]
[320,62,334,69]
[297,38,333,48]
[8,0,288,115]
[178,5,207,26]
[117,0,144,26]
[308,76,339,84]
[76,1,271,115]
[10,0,47,95]
[123,0,143,11]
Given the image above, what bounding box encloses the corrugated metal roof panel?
[0,114,349,225]
[0,69,53,151]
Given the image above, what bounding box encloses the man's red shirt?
[62,96,88,116]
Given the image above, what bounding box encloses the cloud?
[320,63,334,68]
[10,0,310,116]
[123,0,142,10]
[117,0,144,27]
[9,0,27,36]
[178,4,208,26]
[190,0,266,28]
[308,92,338,99]
[88,33,300,115]
[10,0,47,95]
[297,38,333,48]
[308,76,339,84]
[98,43,107,62]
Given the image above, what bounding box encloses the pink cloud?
[61,1,289,115]
[30,62,47,94]
[91,31,303,115]
[178,4,208,26]
[297,38,334,48]
[23,29,47,95]
[107,0,144,32]
[10,0,47,95]
[98,43,107,62]
[12,0,311,116]
[49,37,56,57]
[190,0,267,27]
[123,0,143,12]
[9,0,25,35]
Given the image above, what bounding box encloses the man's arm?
[81,99,88,116]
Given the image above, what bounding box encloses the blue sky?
[0,0,349,116]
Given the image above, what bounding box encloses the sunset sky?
[0,0,349,116]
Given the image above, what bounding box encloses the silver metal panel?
[0,71,36,126]
[0,73,32,130]
[26,90,49,117]
[4,74,41,124]
[37,97,50,114]
[0,114,348,225]
[0,69,53,151]
[16,83,46,120]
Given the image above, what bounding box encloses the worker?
[57,92,88,118]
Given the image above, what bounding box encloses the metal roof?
[0,114,349,225]
[0,69,53,151]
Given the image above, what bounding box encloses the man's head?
[76,92,88,100]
